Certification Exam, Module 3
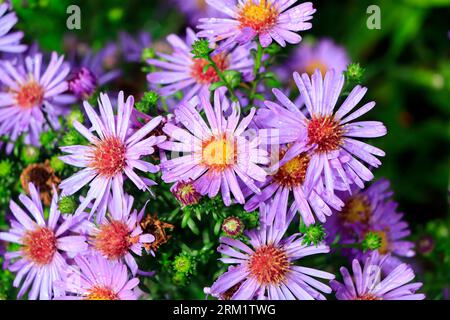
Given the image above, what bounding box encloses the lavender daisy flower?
[331,251,425,300]
[280,38,349,81]
[0,3,26,54]
[325,179,415,271]
[262,69,387,195]
[119,31,152,63]
[86,192,155,275]
[159,92,269,206]
[0,183,88,300]
[197,0,316,49]
[57,253,140,300]
[244,145,344,226]
[208,203,334,300]
[68,43,122,99]
[59,91,166,217]
[147,28,254,103]
[173,0,223,26]
[0,52,75,152]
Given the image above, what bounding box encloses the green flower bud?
[173,252,196,276]
[345,63,365,84]
[58,196,78,215]
[108,7,123,22]
[67,109,85,128]
[20,145,40,164]
[223,70,242,90]
[301,224,326,246]
[0,160,12,177]
[362,231,382,252]
[50,156,65,173]
[39,130,57,147]
[191,39,213,59]
[172,272,188,287]
[62,129,84,146]
[135,91,159,115]
[141,47,155,62]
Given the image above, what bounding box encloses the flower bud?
[222,216,244,237]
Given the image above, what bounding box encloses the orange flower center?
[340,195,372,224]
[273,152,310,188]
[85,286,119,300]
[22,227,57,265]
[305,59,328,77]
[356,293,381,300]
[191,53,228,85]
[307,116,343,153]
[93,220,138,260]
[201,135,236,171]
[238,0,279,32]
[248,245,289,285]
[90,137,127,178]
[15,81,44,109]
[196,0,207,10]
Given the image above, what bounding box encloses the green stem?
[206,56,239,102]
[253,41,264,77]
[249,41,264,105]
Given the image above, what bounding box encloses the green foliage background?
[0,0,449,300]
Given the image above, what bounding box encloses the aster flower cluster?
[0,1,430,301]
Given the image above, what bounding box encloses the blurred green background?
[3,0,450,299]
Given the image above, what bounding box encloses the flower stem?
[253,41,264,77]
[206,56,239,102]
[249,41,264,105]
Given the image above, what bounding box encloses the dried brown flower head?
[140,214,174,252]
[20,160,60,206]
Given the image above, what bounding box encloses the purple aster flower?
[261,69,387,196]
[325,179,415,272]
[197,0,316,49]
[331,251,425,300]
[159,92,269,206]
[68,43,122,99]
[56,253,140,300]
[279,38,350,82]
[244,145,344,226]
[207,203,334,300]
[59,91,166,217]
[0,3,26,54]
[173,0,223,26]
[0,52,75,153]
[147,28,254,103]
[119,31,152,63]
[0,183,88,300]
[85,192,155,275]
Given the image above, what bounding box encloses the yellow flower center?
[201,135,236,171]
[305,59,328,77]
[273,152,310,188]
[238,0,279,32]
[340,195,372,224]
[85,286,119,300]
[197,0,207,10]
